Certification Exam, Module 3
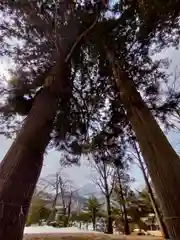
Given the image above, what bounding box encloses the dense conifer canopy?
[0,0,180,159]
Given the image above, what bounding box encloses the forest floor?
[24,233,162,240]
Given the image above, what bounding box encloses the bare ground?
[23,233,162,240]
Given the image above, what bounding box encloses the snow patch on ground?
[24,226,101,234]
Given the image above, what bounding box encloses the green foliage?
[26,196,50,225]
[137,0,180,48]
[138,188,154,213]
[57,215,70,227]
[124,189,154,229]
[0,1,180,237]
[87,196,102,226]
[113,183,156,230]
[88,196,102,213]
[0,1,107,162]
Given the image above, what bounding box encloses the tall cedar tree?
[87,196,102,231]
[1,0,180,239]
[0,1,109,239]
[79,1,180,238]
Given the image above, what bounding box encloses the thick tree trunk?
[117,169,130,235]
[106,194,113,234]
[133,141,169,239]
[0,60,69,240]
[108,52,180,239]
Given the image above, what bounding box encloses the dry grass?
[23,233,162,240]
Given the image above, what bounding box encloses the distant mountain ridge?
[78,183,101,197]
[36,183,103,212]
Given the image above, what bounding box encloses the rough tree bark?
[108,51,180,239]
[116,169,130,235]
[132,140,169,239]
[0,60,69,240]
[0,0,99,237]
